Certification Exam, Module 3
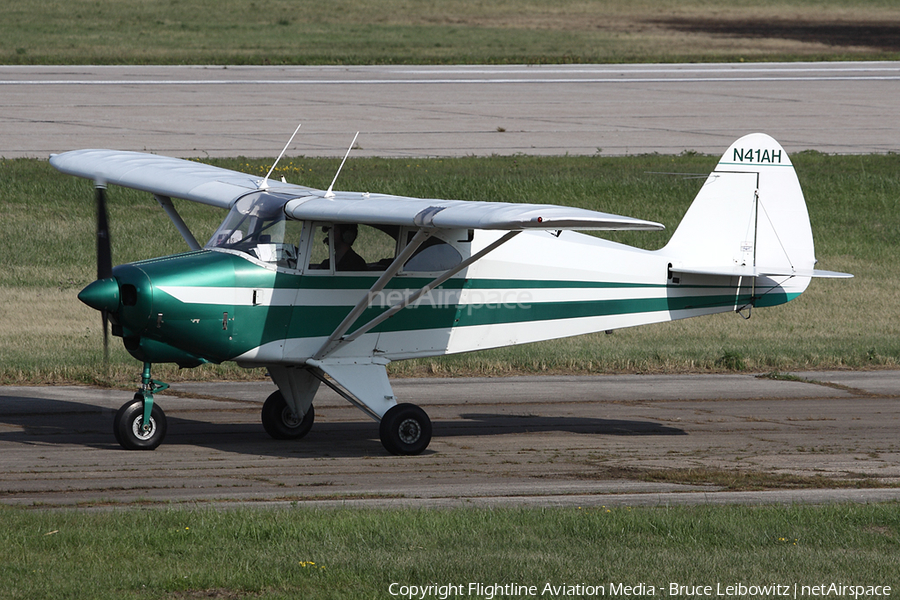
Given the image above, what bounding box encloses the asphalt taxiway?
[1,371,897,508]
[3,62,899,158]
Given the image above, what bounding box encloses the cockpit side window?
[402,231,463,272]
[305,223,399,273]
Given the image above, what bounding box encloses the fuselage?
[81,226,805,369]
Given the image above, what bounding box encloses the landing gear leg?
[306,359,434,455]
[114,362,168,450]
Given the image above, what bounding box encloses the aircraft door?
[282,222,403,360]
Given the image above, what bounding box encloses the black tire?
[379,403,432,455]
[261,391,314,440]
[113,392,144,447]
[115,398,167,451]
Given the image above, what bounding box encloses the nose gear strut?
[139,362,168,432]
[113,362,169,450]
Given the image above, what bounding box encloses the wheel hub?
[131,415,156,441]
[281,407,302,428]
[397,418,421,444]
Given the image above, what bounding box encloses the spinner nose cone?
[78,277,120,313]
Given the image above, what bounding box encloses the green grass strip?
[1,152,897,384]
[1,503,898,599]
[3,0,899,65]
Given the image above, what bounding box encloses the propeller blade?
[96,184,112,280]
[101,309,110,369]
[95,183,112,368]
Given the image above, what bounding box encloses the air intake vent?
[121,284,138,306]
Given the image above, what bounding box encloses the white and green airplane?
[51,133,850,455]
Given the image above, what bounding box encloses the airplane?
[50,132,851,455]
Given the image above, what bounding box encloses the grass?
[1,151,897,385]
[0,503,898,599]
[2,0,900,65]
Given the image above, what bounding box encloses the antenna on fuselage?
[325,131,359,199]
[260,122,302,189]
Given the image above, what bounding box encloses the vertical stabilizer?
[663,133,816,279]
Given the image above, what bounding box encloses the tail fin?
[663,133,850,281]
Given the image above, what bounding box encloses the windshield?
[206,191,302,267]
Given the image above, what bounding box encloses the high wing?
[49,149,317,210]
[49,149,664,232]
[283,192,662,231]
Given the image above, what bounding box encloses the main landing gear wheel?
[114,397,167,450]
[261,391,315,440]
[379,403,432,455]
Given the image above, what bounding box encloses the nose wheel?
[114,397,167,450]
[113,362,168,450]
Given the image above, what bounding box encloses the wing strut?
[312,228,433,360]
[154,195,201,251]
[312,230,521,361]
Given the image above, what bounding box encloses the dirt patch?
[656,18,900,52]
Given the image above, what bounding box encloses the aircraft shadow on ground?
[0,395,685,458]
[0,395,380,457]
[454,413,686,437]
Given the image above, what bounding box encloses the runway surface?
[3,62,899,158]
[1,371,898,508]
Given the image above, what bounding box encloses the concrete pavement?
[3,62,899,159]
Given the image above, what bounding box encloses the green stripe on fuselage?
[133,251,794,362]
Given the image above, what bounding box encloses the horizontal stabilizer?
[671,265,853,279]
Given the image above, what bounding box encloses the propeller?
[95,182,112,366]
